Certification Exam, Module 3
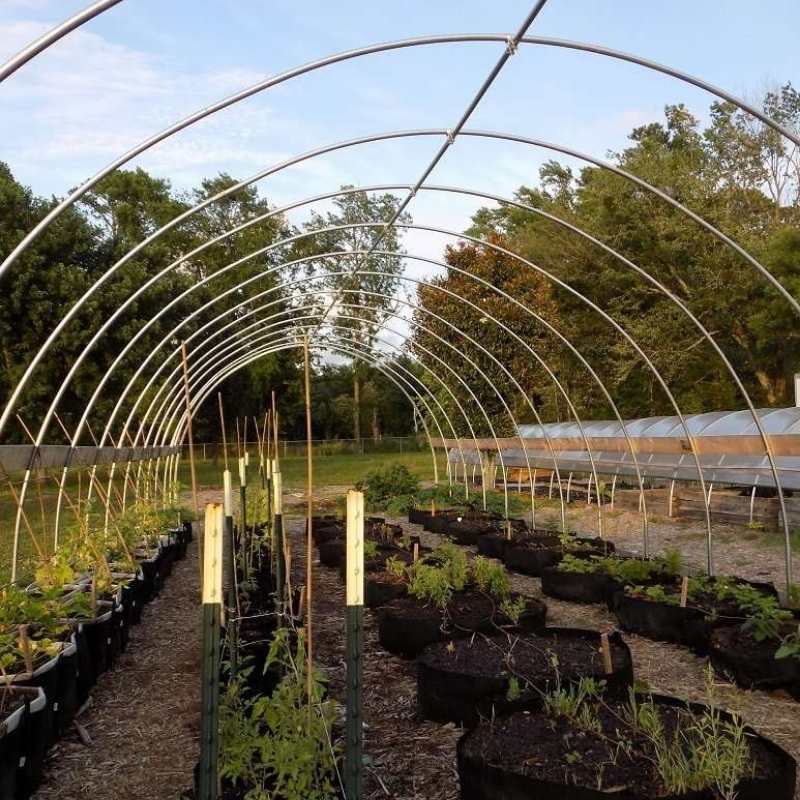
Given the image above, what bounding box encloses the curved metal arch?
[154,318,508,513]
[154,292,568,528]
[101,251,610,533]
[118,334,457,524]
[0,0,124,83]
[16,219,707,576]
[157,308,544,524]
[3,28,798,280]
[109,253,634,552]
[9,123,799,458]
[76,243,640,556]
[38,175,786,560]
[152,317,478,489]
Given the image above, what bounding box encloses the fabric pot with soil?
[611,577,783,654]
[541,557,666,605]
[709,625,800,698]
[457,692,797,800]
[16,686,47,800]
[52,634,79,739]
[76,601,115,688]
[446,519,497,547]
[377,591,547,658]
[2,650,60,750]
[612,591,711,651]
[540,565,620,603]
[0,691,26,800]
[418,627,633,727]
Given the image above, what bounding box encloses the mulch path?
[33,537,202,800]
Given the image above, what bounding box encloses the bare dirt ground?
[33,535,201,800]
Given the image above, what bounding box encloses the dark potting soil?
[420,628,629,683]
[377,590,547,657]
[417,628,633,726]
[459,697,795,800]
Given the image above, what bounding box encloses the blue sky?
[1,0,798,347]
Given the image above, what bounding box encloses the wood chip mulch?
[33,537,202,800]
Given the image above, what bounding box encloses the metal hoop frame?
[2,9,797,592]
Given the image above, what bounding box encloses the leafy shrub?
[220,628,339,799]
[356,464,419,510]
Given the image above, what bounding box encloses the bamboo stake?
[680,575,689,607]
[15,416,48,548]
[303,335,314,723]
[217,392,228,472]
[180,343,199,518]
[0,466,44,562]
[600,633,613,674]
[235,418,242,462]
[271,391,278,469]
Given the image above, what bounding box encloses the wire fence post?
[273,461,285,612]
[238,456,248,581]
[199,502,223,800]
[345,489,364,800]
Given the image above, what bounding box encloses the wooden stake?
[413,542,419,562]
[271,391,278,469]
[217,392,229,472]
[599,633,613,674]
[303,336,314,723]
[680,575,689,608]
[431,499,436,517]
[17,626,33,675]
[180,343,199,518]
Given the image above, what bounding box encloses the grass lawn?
[180,449,438,490]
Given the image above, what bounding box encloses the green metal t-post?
[345,490,364,800]
[238,456,248,581]
[199,503,223,800]
[273,464,285,612]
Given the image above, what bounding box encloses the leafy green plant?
[363,540,378,559]
[356,464,419,510]
[628,669,752,800]
[407,563,454,608]
[220,628,339,800]
[499,596,527,625]
[543,676,602,733]
[472,556,511,598]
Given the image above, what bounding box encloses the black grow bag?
[16,686,47,800]
[503,537,563,577]
[476,533,508,560]
[0,695,26,800]
[365,574,407,608]
[611,591,710,651]
[457,692,797,800]
[6,652,60,751]
[418,627,633,727]
[709,625,800,699]
[317,540,345,568]
[79,603,115,684]
[377,593,547,658]
[138,555,161,603]
[540,565,619,603]
[52,635,79,739]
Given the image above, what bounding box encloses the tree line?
[412,86,800,435]
[0,166,416,444]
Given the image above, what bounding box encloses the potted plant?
[457,668,796,799]
[377,546,547,658]
[417,626,633,727]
